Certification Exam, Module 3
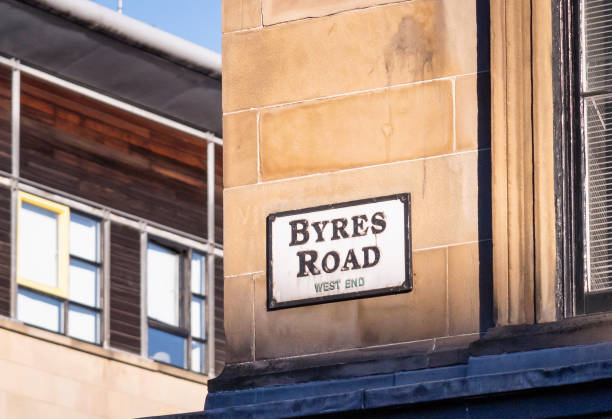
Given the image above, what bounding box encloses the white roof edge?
[27,0,222,77]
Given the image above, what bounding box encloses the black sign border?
[266,193,412,311]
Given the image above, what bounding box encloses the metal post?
[206,141,216,376]
[117,0,123,14]
[140,226,148,357]
[184,248,192,371]
[102,213,111,348]
[9,62,20,318]
[11,62,19,178]
[9,184,17,319]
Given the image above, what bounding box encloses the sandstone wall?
[222,0,491,364]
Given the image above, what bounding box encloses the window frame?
[11,186,216,371]
[15,191,104,343]
[190,250,208,374]
[66,209,103,343]
[16,191,70,298]
[557,0,612,316]
[145,236,209,374]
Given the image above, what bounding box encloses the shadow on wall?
[477,0,494,332]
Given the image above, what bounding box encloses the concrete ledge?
[470,312,612,356]
[209,335,476,392]
[189,341,612,418]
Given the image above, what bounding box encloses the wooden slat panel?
[20,75,208,238]
[0,186,10,316]
[214,256,225,373]
[215,144,223,245]
[0,66,11,173]
[110,223,141,354]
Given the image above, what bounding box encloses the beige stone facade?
[0,2,224,417]
[222,0,497,365]
[0,320,206,418]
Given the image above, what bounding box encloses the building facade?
[203,0,612,417]
[0,0,224,417]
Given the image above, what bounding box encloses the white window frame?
[15,191,103,343]
[144,236,211,374]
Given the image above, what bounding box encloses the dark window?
[559,0,612,315]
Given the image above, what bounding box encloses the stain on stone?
[383,4,444,83]
[382,4,445,164]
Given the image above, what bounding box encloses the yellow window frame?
[17,191,70,298]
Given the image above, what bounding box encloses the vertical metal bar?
[185,248,192,371]
[206,141,216,376]
[102,214,111,348]
[63,296,68,335]
[140,226,148,357]
[9,62,20,319]
[207,253,215,376]
[9,184,17,319]
[117,0,123,14]
[11,62,19,178]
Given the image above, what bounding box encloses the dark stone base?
[148,340,612,418]
[147,314,612,418]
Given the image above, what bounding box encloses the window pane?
[191,297,205,339]
[147,243,180,326]
[19,202,58,288]
[70,213,98,262]
[68,305,98,343]
[584,0,612,91]
[586,95,612,291]
[191,341,204,373]
[17,289,62,332]
[191,253,205,294]
[69,259,98,307]
[148,327,185,368]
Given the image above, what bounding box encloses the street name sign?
[266,194,412,310]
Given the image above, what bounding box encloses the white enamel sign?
[266,194,412,310]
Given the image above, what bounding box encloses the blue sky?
[90,0,221,53]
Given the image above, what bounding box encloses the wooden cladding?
[109,223,141,354]
[215,256,225,373]
[0,186,10,317]
[0,65,9,316]
[215,144,223,245]
[0,66,224,371]
[20,75,209,238]
[0,66,11,174]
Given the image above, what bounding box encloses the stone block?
[223,0,478,111]
[251,248,447,359]
[106,390,179,418]
[223,111,259,187]
[260,80,453,180]
[448,241,491,335]
[357,248,448,346]
[5,393,90,419]
[254,274,361,359]
[223,151,483,276]
[455,73,483,152]
[1,329,104,385]
[262,0,408,25]
[136,368,205,411]
[224,274,255,363]
[223,0,261,32]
